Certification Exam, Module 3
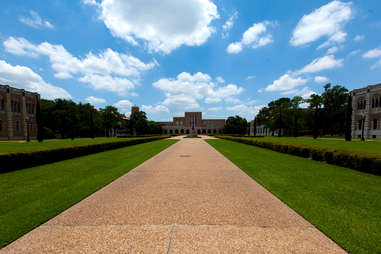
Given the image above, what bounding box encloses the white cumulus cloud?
[142,105,169,114]
[298,55,343,74]
[0,60,71,99]
[226,104,263,120]
[281,87,316,99]
[153,72,244,111]
[314,76,329,83]
[363,47,381,69]
[227,21,274,54]
[85,96,106,105]
[222,11,238,38]
[84,0,219,54]
[3,37,156,95]
[265,73,308,92]
[354,35,365,41]
[363,48,381,59]
[19,10,54,29]
[290,1,352,48]
[113,99,133,114]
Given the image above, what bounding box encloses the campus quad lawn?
[249,136,381,154]
[207,139,381,254]
[0,137,121,154]
[0,139,177,248]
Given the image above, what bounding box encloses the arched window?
[15,120,20,132]
[357,98,366,110]
[0,96,4,111]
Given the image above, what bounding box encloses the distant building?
[351,83,381,139]
[159,112,225,135]
[131,105,139,115]
[249,120,281,136]
[0,84,40,140]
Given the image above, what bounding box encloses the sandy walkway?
[1,138,345,253]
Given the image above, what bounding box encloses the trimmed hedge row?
[0,135,170,173]
[215,135,381,175]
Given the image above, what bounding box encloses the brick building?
[159,112,225,135]
[351,83,381,139]
[0,84,40,140]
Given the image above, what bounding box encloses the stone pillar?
[22,92,27,139]
[6,89,13,139]
[351,93,356,138]
[365,90,371,138]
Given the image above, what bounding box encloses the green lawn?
[0,137,122,154]
[207,139,381,254]
[250,136,381,153]
[0,139,177,248]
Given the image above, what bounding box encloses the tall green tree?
[90,110,95,139]
[223,115,248,135]
[345,94,352,141]
[308,94,323,139]
[321,84,349,135]
[101,106,122,137]
[291,96,303,137]
[130,110,148,135]
[269,98,292,137]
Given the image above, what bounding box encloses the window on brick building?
[372,96,381,108]
[15,120,19,132]
[374,119,378,130]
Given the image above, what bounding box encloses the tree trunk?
[313,107,319,139]
[345,95,352,141]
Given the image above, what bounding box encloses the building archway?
[197,129,201,134]
[180,129,184,134]
[175,129,179,134]
[202,129,206,134]
[213,129,217,134]
[164,129,168,134]
[169,130,173,134]
[186,129,190,134]
[208,129,211,134]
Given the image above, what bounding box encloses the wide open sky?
[0,0,380,121]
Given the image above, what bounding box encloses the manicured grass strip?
[216,135,381,175]
[0,136,170,173]
[206,139,381,254]
[0,139,177,248]
[0,137,120,154]
[258,136,381,153]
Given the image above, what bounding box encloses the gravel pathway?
[1,138,346,253]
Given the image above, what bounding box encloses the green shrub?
[215,135,381,175]
[311,148,325,161]
[0,135,170,173]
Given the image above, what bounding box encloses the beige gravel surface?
[1,138,346,253]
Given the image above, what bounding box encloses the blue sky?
[0,0,380,121]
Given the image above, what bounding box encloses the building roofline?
[0,84,40,96]
[352,83,381,92]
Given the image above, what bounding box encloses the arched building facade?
[159,112,225,135]
[351,83,381,139]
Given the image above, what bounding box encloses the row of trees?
[255,84,352,139]
[39,99,162,140]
